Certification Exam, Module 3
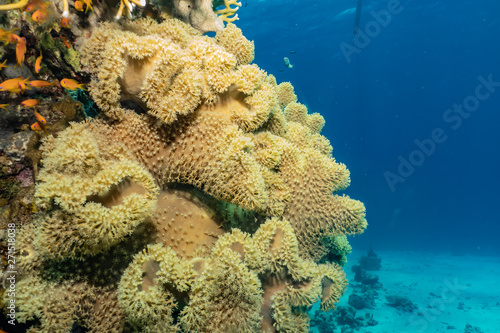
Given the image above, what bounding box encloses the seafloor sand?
[310,250,500,333]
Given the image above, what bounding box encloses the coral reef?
[352,264,381,288]
[0,3,367,332]
[348,292,375,310]
[385,295,417,312]
[310,305,378,333]
[322,234,352,266]
[464,324,485,333]
[359,247,382,270]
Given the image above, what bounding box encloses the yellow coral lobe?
[118,244,196,330]
[318,263,348,311]
[81,20,258,123]
[35,122,160,258]
[180,248,263,333]
[275,81,297,109]
[151,188,225,259]
[215,23,255,65]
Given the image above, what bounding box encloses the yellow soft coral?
[118,243,196,331]
[15,15,367,333]
[275,82,297,109]
[7,275,125,332]
[180,248,263,332]
[82,19,254,123]
[35,122,159,258]
[215,23,255,65]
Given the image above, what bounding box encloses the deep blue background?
[237,0,500,255]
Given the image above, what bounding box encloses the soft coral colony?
[0,0,367,332]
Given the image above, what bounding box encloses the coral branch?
[115,0,146,20]
[215,0,242,23]
[0,0,28,10]
[62,0,69,17]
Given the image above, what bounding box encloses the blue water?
[238,0,500,255]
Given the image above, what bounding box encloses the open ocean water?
[239,0,500,255]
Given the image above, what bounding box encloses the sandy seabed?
[311,250,500,333]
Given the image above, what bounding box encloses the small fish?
[74,0,84,11]
[34,110,47,124]
[0,27,16,38]
[0,76,29,97]
[15,37,27,68]
[21,99,39,107]
[30,121,44,134]
[32,8,49,23]
[0,77,30,92]
[24,0,43,12]
[0,104,9,111]
[283,57,293,68]
[289,51,296,54]
[7,88,27,97]
[28,79,56,88]
[60,78,86,90]
[0,77,24,90]
[0,59,8,69]
[7,88,22,95]
[0,28,18,44]
[82,0,93,13]
[34,53,42,73]
[60,36,71,49]
[61,17,71,28]
[6,33,20,45]
[17,76,30,92]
